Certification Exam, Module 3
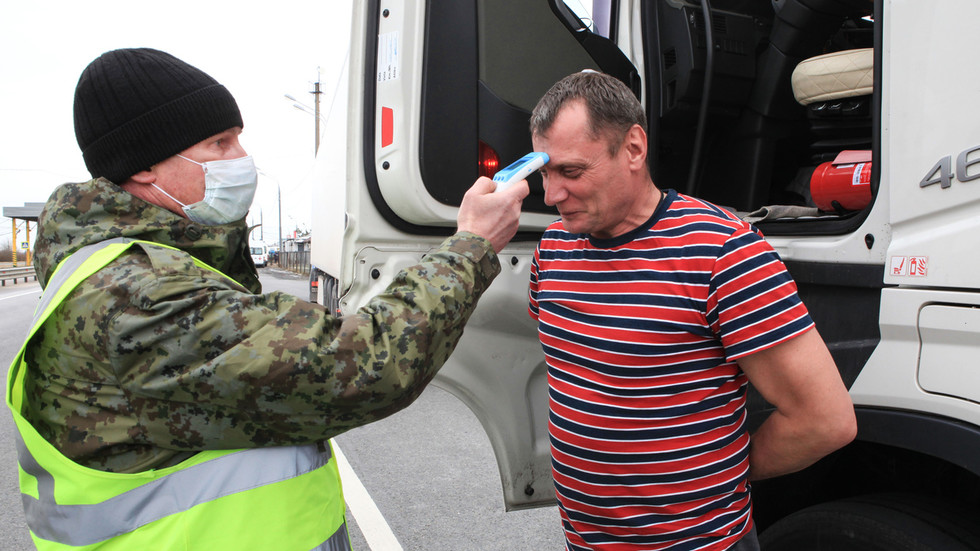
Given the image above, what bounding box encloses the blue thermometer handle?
[492,152,549,192]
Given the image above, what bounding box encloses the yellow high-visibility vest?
[6,238,350,550]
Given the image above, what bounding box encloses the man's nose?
[230,135,249,158]
[543,177,567,206]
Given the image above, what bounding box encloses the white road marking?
[333,441,404,550]
[0,289,40,302]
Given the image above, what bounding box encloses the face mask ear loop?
[150,183,189,210]
[177,154,209,174]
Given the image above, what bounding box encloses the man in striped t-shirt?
[527,71,856,550]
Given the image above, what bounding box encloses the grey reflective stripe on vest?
[17,435,332,546]
[32,237,135,326]
[313,524,352,551]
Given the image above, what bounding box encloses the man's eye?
[563,169,583,179]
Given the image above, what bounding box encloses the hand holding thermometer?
[492,152,549,192]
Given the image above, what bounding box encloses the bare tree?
[0,242,28,263]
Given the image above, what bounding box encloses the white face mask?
[153,154,258,226]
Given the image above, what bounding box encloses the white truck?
[249,242,268,268]
[310,0,980,547]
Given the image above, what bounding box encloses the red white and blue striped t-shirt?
[528,191,813,551]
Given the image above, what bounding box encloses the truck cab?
[311,1,980,547]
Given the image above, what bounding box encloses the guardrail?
[0,267,37,286]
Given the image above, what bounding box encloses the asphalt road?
[0,267,563,550]
[0,281,37,551]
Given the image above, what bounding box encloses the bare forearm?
[748,408,854,481]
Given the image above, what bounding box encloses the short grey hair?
[530,71,645,155]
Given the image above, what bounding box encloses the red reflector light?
[479,141,500,179]
[381,107,394,148]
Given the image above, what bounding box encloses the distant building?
[282,235,310,253]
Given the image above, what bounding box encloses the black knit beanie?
[73,48,243,184]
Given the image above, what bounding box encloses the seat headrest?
[791,48,873,106]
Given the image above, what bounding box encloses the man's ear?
[624,124,647,171]
[128,169,156,185]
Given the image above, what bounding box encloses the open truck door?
[312,0,638,509]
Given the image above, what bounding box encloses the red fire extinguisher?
[810,152,872,212]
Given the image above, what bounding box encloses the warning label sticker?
[378,32,400,83]
[890,256,928,277]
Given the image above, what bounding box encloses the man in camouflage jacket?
[23,48,529,474]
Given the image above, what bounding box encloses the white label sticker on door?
[378,32,400,82]
[890,256,928,277]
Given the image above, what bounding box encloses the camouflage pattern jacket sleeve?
[26,232,499,472]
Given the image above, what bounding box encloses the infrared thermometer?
[492,152,549,192]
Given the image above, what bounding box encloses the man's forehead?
[536,104,591,140]
[215,127,243,138]
[194,127,243,144]
[536,120,611,159]
[555,99,591,126]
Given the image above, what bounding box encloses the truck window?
[411,0,601,216]
[366,0,635,231]
[562,0,614,38]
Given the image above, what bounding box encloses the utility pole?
[312,78,322,156]
[285,69,324,156]
[278,184,282,264]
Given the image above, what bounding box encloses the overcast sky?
[1,1,353,247]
